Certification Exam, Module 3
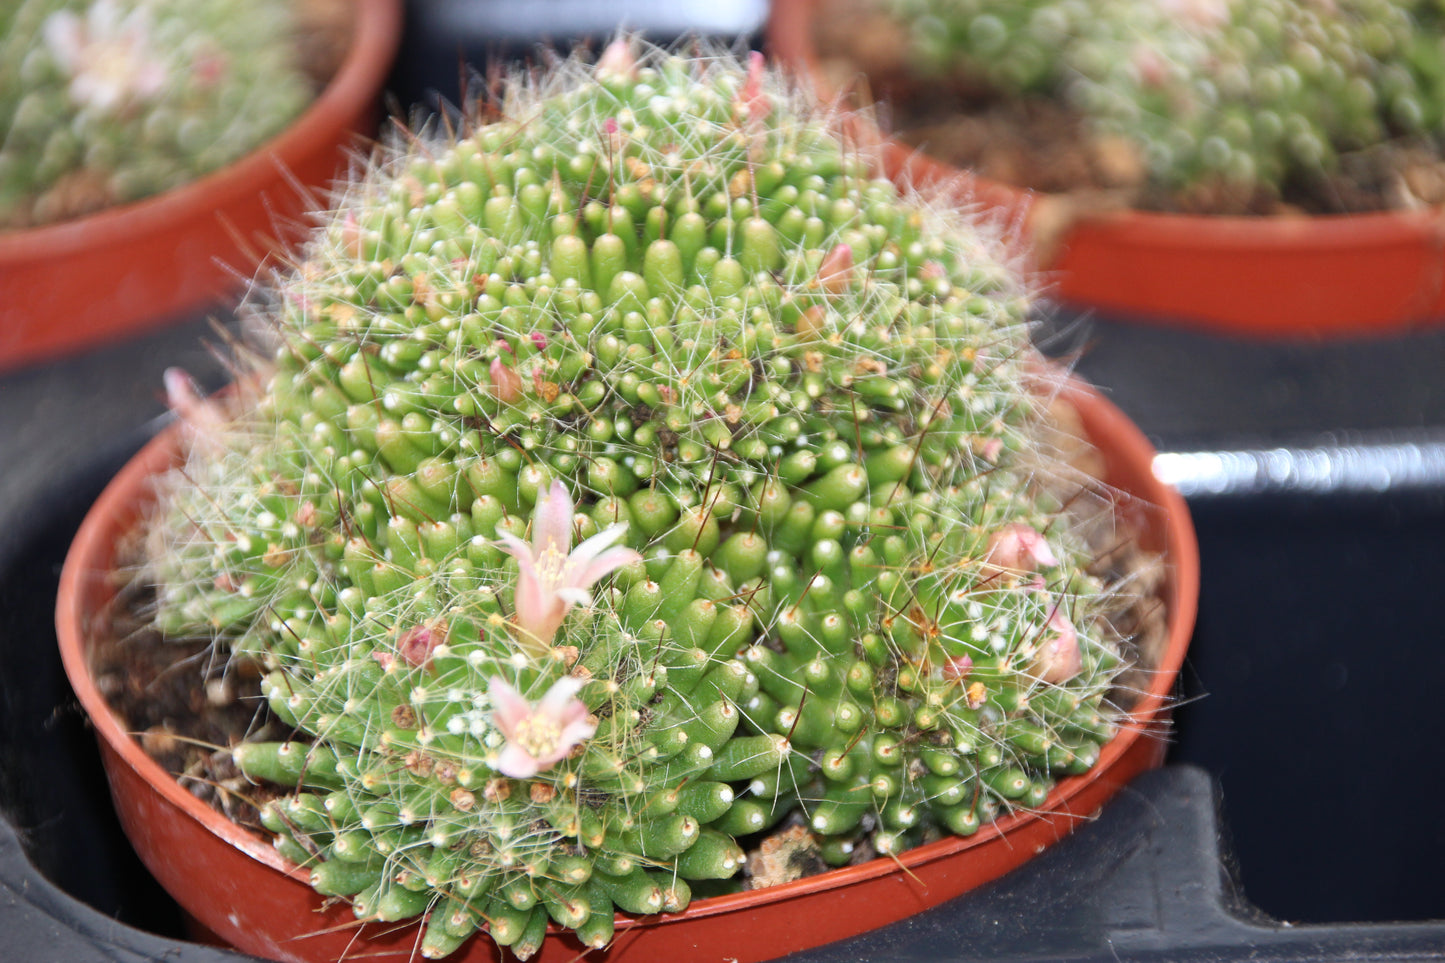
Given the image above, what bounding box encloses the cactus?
[868,0,1445,209]
[141,43,1135,959]
[0,0,313,228]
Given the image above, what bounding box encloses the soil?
[809,0,1445,219]
[91,575,287,836]
[90,398,1172,889]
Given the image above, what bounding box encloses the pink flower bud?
[397,621,448,669]
[1133,44,1169,87]
[737,51,771,124]
[603,116,626,155]
[943,654,974,682]
[190,48,227,88]
[339,210,364,258]
[818,243,854,295]
[595,38,637,78]
[163,367,226,452]
[1030,608,1082,684]
[985,523,1059,573]
[490,357,522,403]
[919,260,947,282]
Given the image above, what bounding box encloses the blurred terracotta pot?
[56,378,1197,963]
[0,0,402,372]
[769,0,1445,338]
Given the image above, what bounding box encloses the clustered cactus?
[143,44,1135,960]
[0,0,313,228]
[880,0,1445,208]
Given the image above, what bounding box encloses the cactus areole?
[57,44,1197,963]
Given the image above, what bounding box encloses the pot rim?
[55,376,1198,934]
[0,0,403,257]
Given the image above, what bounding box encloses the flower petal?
[532,480,575,556]
[493,529,535,562]
[486,677,531,736]
[556,715,597,756]
[538,675,585,714]
[595,37,637,78]
[571,545,642,590]
[508,566,551,642]
[42,11,83,67]
[1031,608,1081,684]
[495,743,541,779]
[163,367,226,448]
[985,523,1059,572]
[566,523,628,568]
[553,586,592,609]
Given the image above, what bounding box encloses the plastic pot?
[767,0,1445,339]
[55,380,1198,963]
[0,0,403,373]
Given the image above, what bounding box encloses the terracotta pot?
[56,376,1196,963]
[768,0,1445,338]
[0,0,402,373]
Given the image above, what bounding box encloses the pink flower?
[495,481,640,651]
[1030,606,1082,684]
[489,357,522,403]
[985,523,1059,573]
[488,676,596,778]
[44,0,167,114]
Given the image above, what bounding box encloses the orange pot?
[56,380,1197,963]
[768,0,1445,338]
[0,0,403,373]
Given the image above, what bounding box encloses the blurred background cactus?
[136,43,1146,958]
[822,0,1445,212]
[0,0,315,229]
